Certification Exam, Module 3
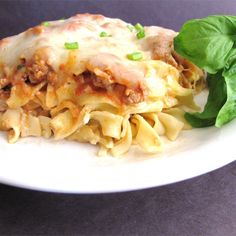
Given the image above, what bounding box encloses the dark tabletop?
[0,0,236,235]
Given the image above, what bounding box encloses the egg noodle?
[0,14,204,156]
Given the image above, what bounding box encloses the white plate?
[0,91,235,193]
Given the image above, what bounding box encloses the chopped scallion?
[127,52,143,61]
[136,30,145,39]
[42,21,50,27]
[99,31,111,37]
[134,23,145,39]
[134,23,144,31]
[127,24,134,32]
[64,42,79,50]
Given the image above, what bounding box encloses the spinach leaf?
[185,72,227,127]
[216,50,236,127]
[174,15,236,74]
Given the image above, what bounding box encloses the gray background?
[0,0,236,235]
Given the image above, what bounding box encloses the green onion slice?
[134,23,144,31]
[136,30,145,39]
[64,42,79,50]
[42,21,50,27]
[99,31,111,37]
[127,24,134,32]
[127,52,143,61]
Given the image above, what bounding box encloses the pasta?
[0,13,204,156]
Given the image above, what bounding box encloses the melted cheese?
[0,14,177,90]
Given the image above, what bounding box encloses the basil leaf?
[174,15,236,74]
[216,50,236,127]
[185,72,227,127]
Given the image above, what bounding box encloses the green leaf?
[216,49,236,127]
[185,72,227,127]
[174,15,236,74]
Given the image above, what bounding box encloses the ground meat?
[0,78,10,89]
[26,55,50,84]
[0,90,10,100]
[124,89,143,104]
[148,34,178,68]
[0,90,9,112]
[89,72,111,88]
[77,71,145,105]
[24,47,57,85]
